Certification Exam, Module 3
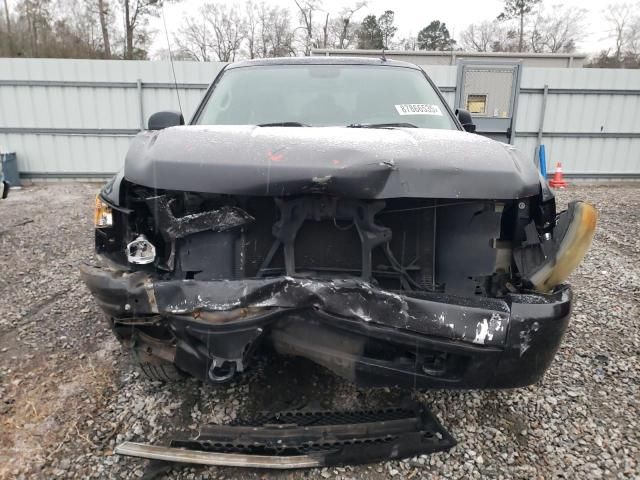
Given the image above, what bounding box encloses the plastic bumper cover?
[80,263,572,389]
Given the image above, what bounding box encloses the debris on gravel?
[0,182,638,479]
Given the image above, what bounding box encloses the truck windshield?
[195,64,457,130]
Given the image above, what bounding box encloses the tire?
[110,320,186,382]
[137,359,185,382]
[129,332,186,382]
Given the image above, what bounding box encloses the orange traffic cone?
[549,162,568,188]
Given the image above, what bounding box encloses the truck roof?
[227,56,421,70]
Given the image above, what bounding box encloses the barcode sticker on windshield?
[395,104,442,116]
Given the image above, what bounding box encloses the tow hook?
[208,359,237,383]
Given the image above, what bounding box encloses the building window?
[466,94,487,115]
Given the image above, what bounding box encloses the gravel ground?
[0,182,638,480]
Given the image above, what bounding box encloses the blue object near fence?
[1,152,20,187]
[538,144,547,178]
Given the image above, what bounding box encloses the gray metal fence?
[1,58,639,179]
[0,59,224,178]
[514,68,640,177]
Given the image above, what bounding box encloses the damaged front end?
[81,171,595,389]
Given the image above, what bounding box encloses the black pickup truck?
[81,57,596,390]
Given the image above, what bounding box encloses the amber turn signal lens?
[531,202,597,292]
[94,195,113,228]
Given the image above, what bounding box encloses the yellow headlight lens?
[530,202,597,292]
[94,195,113,228]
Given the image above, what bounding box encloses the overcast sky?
[151,0,631,57]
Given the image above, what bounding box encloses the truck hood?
[123,125,540,199]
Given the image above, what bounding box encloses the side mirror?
[148,111,184,130]
[455,108,476,133]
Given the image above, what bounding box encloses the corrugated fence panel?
[516,92,640,133]
[515,136,640,175]
[521,67,640,90]
[421,65,457,88]
[516,67,640,176]
[422,65,457,107]
[1,85,140,128]
[1,59,639,178]
[0,132,132,174]
[0,58,225,176]
[513,92,543,133]
[1,58,220,83]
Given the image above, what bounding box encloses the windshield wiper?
[257,122,310,127]
[346,122,419,129]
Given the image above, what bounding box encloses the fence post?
[539,144,547,178]
[535,84,549,168]
[137,79,144,130]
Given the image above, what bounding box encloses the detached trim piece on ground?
[114,444,323,468]
[115,405,456,469]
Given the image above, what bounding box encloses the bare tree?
[257,2,270,57]
[174,1,296,60]
[85,0,114,58]
[120,0,163,59]
[175,2,246,62]
[207,3,245,61]
[247,2,296,57]
[627,13,640,58]
[96,0,111,57]
[246,2,296,57]
[604,3,633,61]
[175,14,210,61]
[59,0,104,54]
[268,4,296,56]
[333,2,366,49]
[326,16,360,49]
[587,2,640,67]
[460,20,506,52]
[529,5,586,53]
[293,0,321,55]
[245,0,258,58]
[18,0,53,56]
[398,35,417,51]
[3,0,13,54]
[320,11,329,48]
[1,0,108,58]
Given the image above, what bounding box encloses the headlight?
[529,201,597,292]
[94,195,113,228]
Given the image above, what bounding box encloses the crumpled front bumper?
[80,263,572,389]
